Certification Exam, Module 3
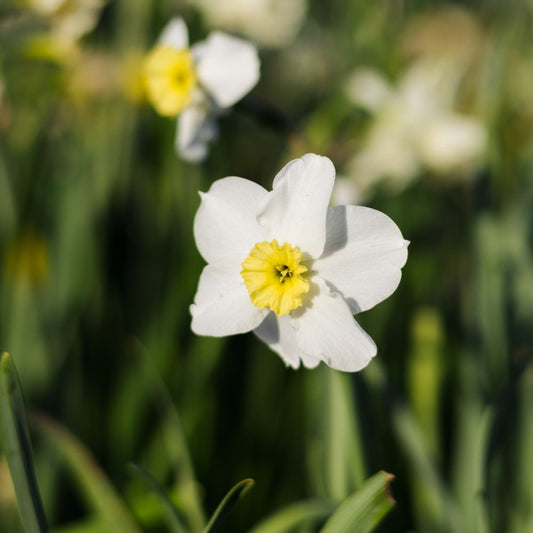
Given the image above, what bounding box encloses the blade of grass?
[0,352,48,533]
[306,367,366,500]
[325,369,366,497]
[203,478,254,533]
[128,463,187,533]
[129,338,206,531]
[510,363,533,533]
[249,499,336,533]
[407,307,444,457]
[365,360,462,532]
[474,215,508,392]
[52,516,106,533]
[319,471,395,533]
[31,414,141,533]
[451,354,491,533]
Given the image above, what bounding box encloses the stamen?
[241,240,310,316]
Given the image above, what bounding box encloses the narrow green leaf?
[128,463,187,533]
[451,354,491,533]
[203,478,254,533]
[52,516,106,533]
[408,307,444,457]
[31,414,141,533]
[324,369,366,497]
[305,367,366,500]
[319,471,395,533]
[393,402,461,531]
[365,360,462,531]
[0,352,48,533]
[510,364,533,533]
[249,499,336,533]
[122,339,206,531]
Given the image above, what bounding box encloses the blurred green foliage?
[1,0,533,531]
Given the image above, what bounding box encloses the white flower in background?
[344,59,486,199]
[190,154,408,372]
[144,18,260,162]
[189,0,308,48]
[26,0,107,61]
[331,175,364,208]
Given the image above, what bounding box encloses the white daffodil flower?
[189,0,308,48]
[191,154,408,372]
[26,0,107,62]
[144,18,260,162]
[344,60,487,199]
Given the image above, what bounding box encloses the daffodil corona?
[241,240,309,316]
[144,18,260,161]
[145,46,196,116]
[191,154,409,372]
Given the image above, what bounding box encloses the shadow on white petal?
[319,205,349,259]
[176,104,218,162]
[292,278,377,372]
[315,205,408,314]
[254,313,315,369]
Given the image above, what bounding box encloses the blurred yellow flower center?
[241,240,310,317]
[144,46,196,116]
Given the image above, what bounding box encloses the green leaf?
[510,364,533,533]
[128,463,187,533]
[203,478,254,533]
[305,367,366,501]
[52,516,107,533]
[32,414,141,533]
[0,352,48,533]
[365,360,461,531]
[249,499,336,533]
[319,471,395,533]
[324,369,366,497]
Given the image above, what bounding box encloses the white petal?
[193,175,268,264]
[345,68,392,112]
[254,313,321,369]
[191,259,267,336]
[176,104,218,162]
[314,206,408,314]
[292,278,377,372]
[158,17,189,50]
[257,154,335,258]
[417,114,486,173]
[194,32,260,108]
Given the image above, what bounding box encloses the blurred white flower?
[26,0,107,61]
[189,0,308,48]
[416,114,486,173]
[191,154,408,371]
[345,59,487,198]
[331,175,362,206]
[144,18,260,162]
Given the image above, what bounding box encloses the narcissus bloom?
[25,0,107,62]
[191,154,408,372]
[189,0,308,48]
[144,18,260,161]
[344,60,486,200]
